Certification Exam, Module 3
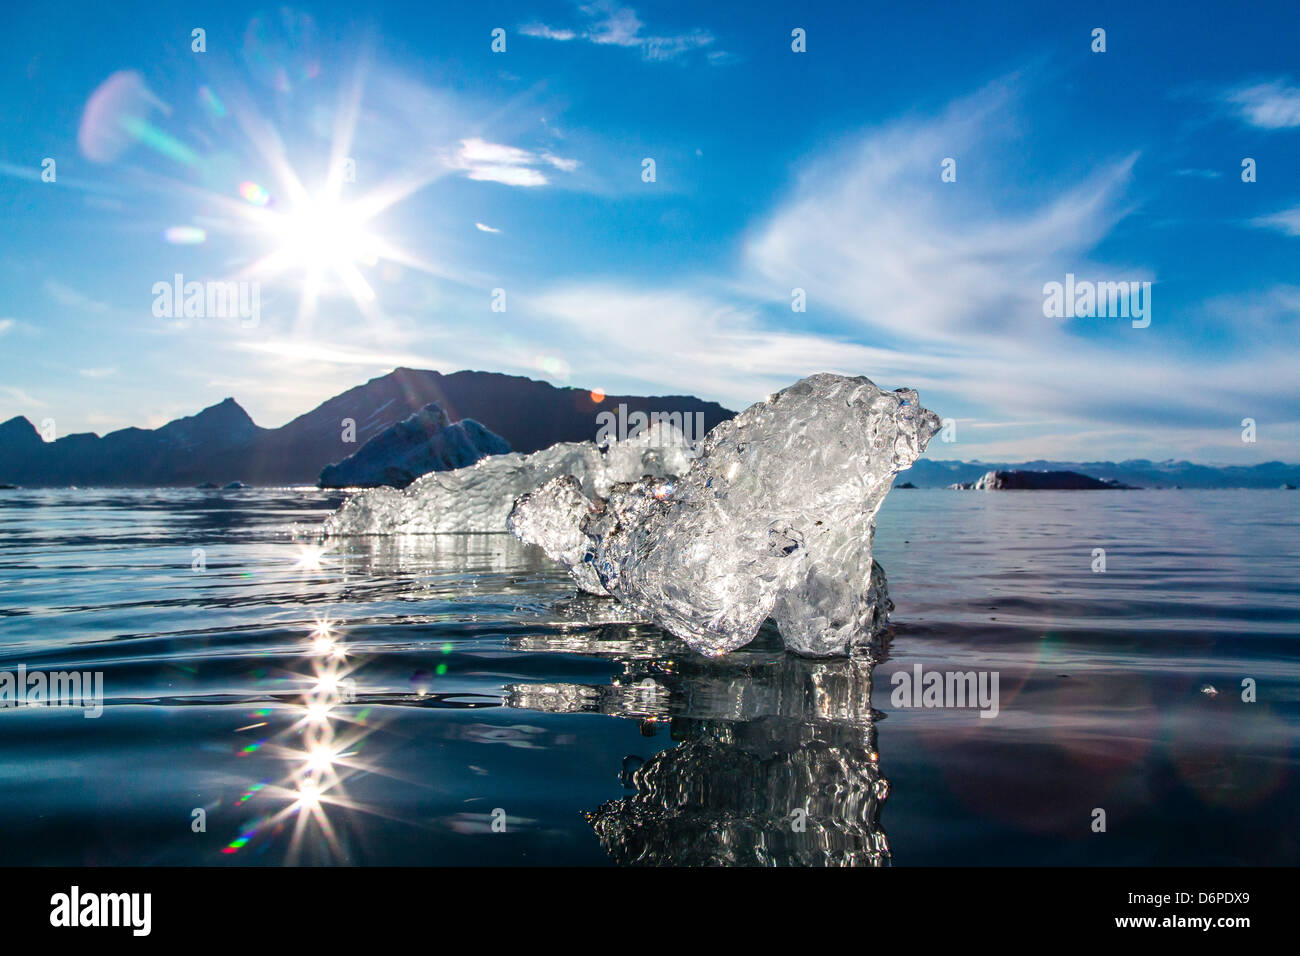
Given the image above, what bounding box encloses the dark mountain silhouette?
[4,368,1294,489]
[907,458,1300,489]
[0,368,734,487]
[950,470,1136,490]
[0,415,44,452]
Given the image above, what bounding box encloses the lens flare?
[163,226,206,244]
[535,355,571,381]
[78,71,167,163]
[239,181,271,206]
[304,700,332,725]
[197,85,226,118]
[294,779,322,811]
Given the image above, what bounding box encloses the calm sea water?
[0,487,1296,865]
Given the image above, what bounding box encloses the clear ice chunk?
[324,421,696,535]
[509,373,940,657]
[506,475,607,595]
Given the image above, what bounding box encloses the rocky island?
[951,470,1136,490]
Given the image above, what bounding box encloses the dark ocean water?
[0,487,1296,866]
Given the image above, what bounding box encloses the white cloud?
[583,1,644,47]
[475,222,501,233]
[448,137,578,188]
[515,81,1300,459]
[542,152,581,172]
[78,367,117,379]
[459,139,536,166]
[640,31,714,61]
[527,280,1299,458]
[0,319,14,336]
[466,165,548,187]
[745,82,1141,345]
[1252,205,1300,237]
[1226,80,1300,128]
[520,24,577,41]
[1200,284,1300,334]
[528,285,909,407]
[521,2,716,61]
[0,386,45,407]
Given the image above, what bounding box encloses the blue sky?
[1,0,1298,461]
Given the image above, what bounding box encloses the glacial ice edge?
[509,372,941,657]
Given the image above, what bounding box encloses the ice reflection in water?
[335,535,894,866]
[505,624,891,866]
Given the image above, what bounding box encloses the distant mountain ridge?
[2,370,1295,488]
[0,368,734,487]
[907,458,1300,489]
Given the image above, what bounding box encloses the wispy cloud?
[514,79,1299,459]
[745,81,1141,345]
[1252,204,1300,237]
[521,2,717,62]
[528,279,1299,459]
[581,1,644,47]
[1201,284,1300,333]
[540,151,580,172]
[528,285,906,405]
[235,340,443,368]
[0,319,14,336]
[0,386,45,408]
[45,279,111,315]
[474,222,501,233]
[519,24,577,42]
[448,137,579,188]
[1225,80,1300,128]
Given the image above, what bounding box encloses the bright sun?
[182,69,443,330]
[272,198,377,271]
[247,190,390,317]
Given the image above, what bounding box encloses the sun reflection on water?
[220,609,386,863]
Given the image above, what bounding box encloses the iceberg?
[324,421,696,535]
[509,373,940,656]
[318,402,509,488]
